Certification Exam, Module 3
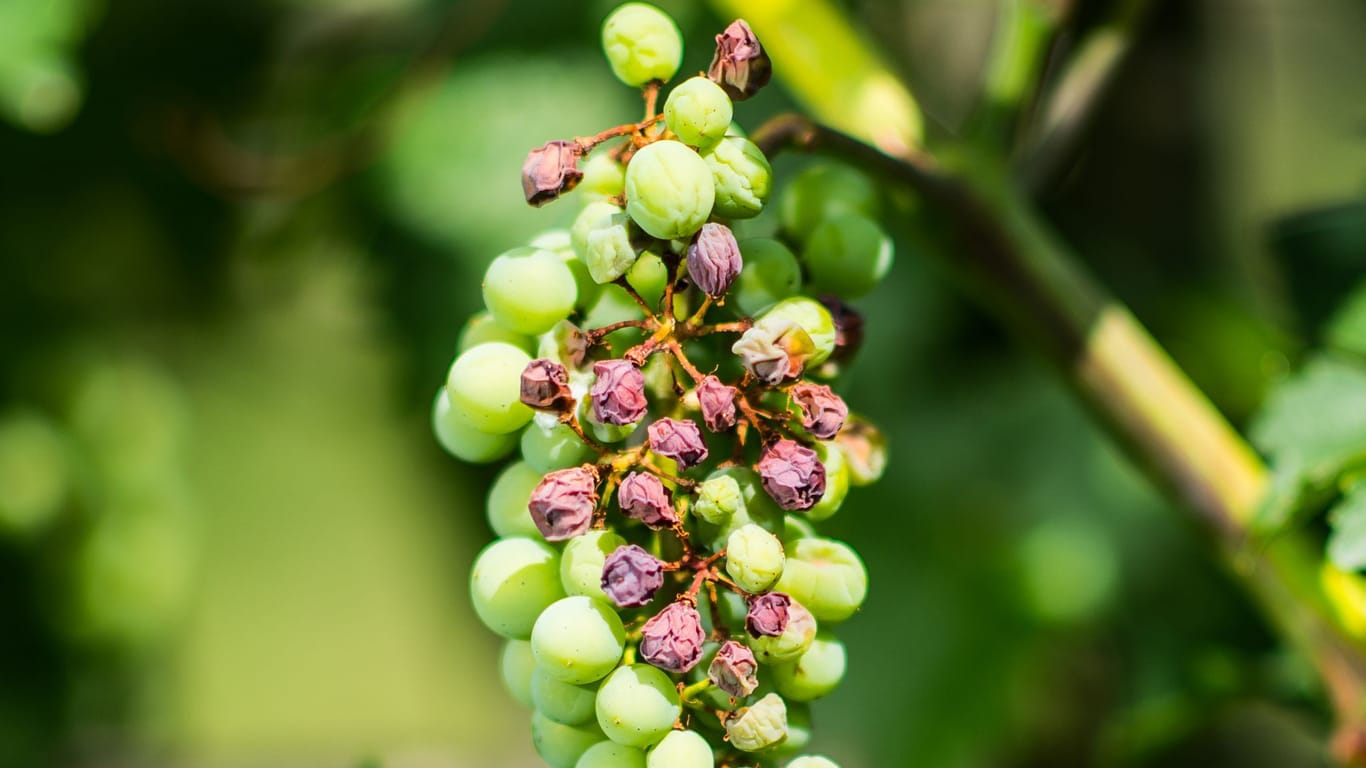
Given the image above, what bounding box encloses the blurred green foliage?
[0,0,1363,767]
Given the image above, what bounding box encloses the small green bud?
[694,473,744,525]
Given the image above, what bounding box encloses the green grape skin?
[725,523,786,594]
[486,460,545,538]
[732,239,802,317]
[664,76,732,150]
[624,140,714,240]
[772,703,812,756]
[562,529,629,600]
[626,249,669,309]
[773,538,868,624]
[700,467,785,550]
[785,756,840,768]
[758,298,837,367]
[725,692,788,752]
[456,310,535,356]
[782,514,817,544]
[533,596,626,685]
[482,246,579,335]
[431,388,519,464]
[600,2,683,87]
[534,710,607,768]
[595,664,681,748]
[779,163,879,243]
[445,342,534,434]
[534,666,600,726]
[646,729,713,767]
[803,442,849,523]
[802,213,893,299]
[574,201,627,258]
[577,740,648,768]
[501,639,537,708]
[532,228,603,311]
[470,537,565,639]
[704,137,772,220]
[522,420,597,474]
[587,212,641,285]
[771,634,846,701]
[693,473,743,526]
[580,151,627,201]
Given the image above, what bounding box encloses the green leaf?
[1327,482,1366,570]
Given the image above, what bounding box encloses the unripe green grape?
[725,692,788,752]
[574,201,626,258]
[534,711,607,768]
[431,388,518,463]
[624,140,714,240]
[779,164,879,243]
[532,228,603,311]
[446,342,534,434]
[501,639,537,708]
[693,473,743,525]
[773,704,812,756]
[487,460,545,538]
[702,467,785,549]
[580,151,627,200]
[733,239,801,316]
[600,3,683,87]
[456,310,535,356]
[562,529,628,600]
[774,538,867,624]
[782,514,817,543]
[470,537,565,639]
[533,596,626,685]
[0,411,68,536]
[523,421,597,474]
[646,729,713,767]
[771,634,846,701]
[578,740,648,768]
[704,137,772,220]
[750,600,817,664]
[726,524,785,593]
[483,246,578,335]
[759,298,837,367]
[664,76,732,150]
[786,756,840,768]
[587,212,641,284]
[534,666,600,726]
[626,250,669,309]
[804,442,849,523]
[802,213,893,299]
[595,664,680,748]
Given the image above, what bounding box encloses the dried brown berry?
[640,601,706,673]
[789,382,847,440]
[617,471,677,529]
[522,140,583,207]
[756,439,826,511]
[520,358,574,411]
[707,19,772,101]
[647,417,709,469]
[527,465,599,541]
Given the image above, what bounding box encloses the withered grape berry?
[433,7,890,766]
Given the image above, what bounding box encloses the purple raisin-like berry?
[687,223,743,298]
[647,418,709,469]
[640,601,706,674]
[756,439,826,511]
[522,140,583,207]
[520,358,574,411]
[601,544,666,608]
[789,382,847,440]
[708,640,759,698]
[696,375,738,432]
[590,359,648,426]
[617,471,677,529]
[745,592,792,638]
[527,466,598,541]
[707,19,772,101]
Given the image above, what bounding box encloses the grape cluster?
[433,5,892,766]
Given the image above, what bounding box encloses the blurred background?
[1,0,1364,766]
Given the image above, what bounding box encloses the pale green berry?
[785,756,840,768]
[445,342,534,434]
[579,740,647,767]
[779,163,879,243]
[470,537,565,639]
[726,524,785,593]
[533,711,605,768]
[580,151,627,200]
[594,664,680,748]
[532,596,626,685]
[664,76,733,150]
[774,538,867,624]
[733,239,802,316]
[587,212,641,284]
[693,473,744,525]
[483,246,578,335]
[771,634,846,701]
[573,201,626,259]
[624,140,714,240]
[725,692,788,752]
[804,442,849,522]
[646,729,713,767]
[561,529,628,600]
[704,137,772,220]
[626,249,669,308]
[601,2,683,87]
[456,311,535,356]
[431,388,518,463]
[532,666,599,726]
[532,228,602,311]
[758,297,836,367]
[500,639,537,708]
[802,213,894,299]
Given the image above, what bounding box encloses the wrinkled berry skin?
[709,640,759,698]
[756,439,826,511]
[520,359,574,411]
[618,471,677,528]
[687,223,743,298]
[640,602,706,673]
[590,359,648,426]
[601,544,666,608]
[522,140,582,206]
[732,316,813,386]
[708,19,772,101]
[527,466,599,541]
[648,418,709,469]
[696,375,738,432]
[746,592,792,637]
[789,383,847,440]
